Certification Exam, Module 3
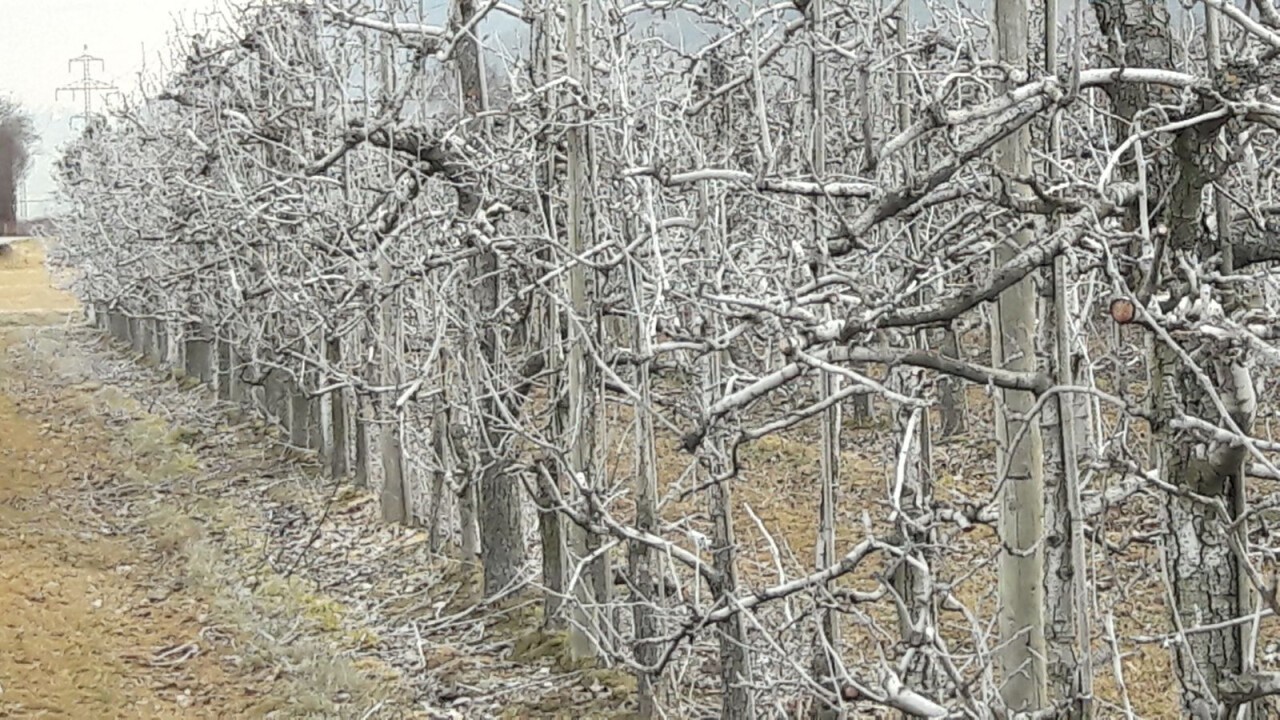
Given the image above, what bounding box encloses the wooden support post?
[108,311,129,342]
[290,383,310,449]
[184,326,213,386]
[129,317,145,355]
[216,336,233,401]
[326,337,348,479]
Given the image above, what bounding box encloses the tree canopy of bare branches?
[0,97,36,235]
[50,0,1280,717]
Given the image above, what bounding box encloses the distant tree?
[0,98,37,235]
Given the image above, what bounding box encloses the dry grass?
[0,238,79,325]
[0,241,414,719]
[0,355,274,718]
[0,334,415,718]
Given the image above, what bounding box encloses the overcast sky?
[0,0,714,216]
[0,0,521,214]
[1,0,221,210]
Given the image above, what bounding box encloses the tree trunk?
[1090,0,1254,711]
[563,0,609,658]
[216,334,233,402]
[993,0,1047,706]
[354,386,371,489]
[1040,0,1091,709]
[450,422,482,563]
[706,381,754,720]
[891,13,939,705]
[454,0,526,595]
[530,3,568,632]
[1040,267,1091,713]
[326,336,348,479]
[538,300,568,628]
[375,32,408,526]
[427,352,451,552]
[1154,341,1254,718]
[627,216,661,715]
[936,326,967,438]
[701,58,753,718]
[801,2,843,708]
[890,368,937,700]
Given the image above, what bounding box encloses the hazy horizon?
[0,0,528,215]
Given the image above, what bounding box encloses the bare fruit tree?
[0,98,36,236]
[51,0,1280,716]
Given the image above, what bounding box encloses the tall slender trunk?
[354,342,372,489]
[454,0,526,595]
[1040,0,1091,710]
[376,269,408,523]
[376,34,408,525]
[802,0,842,706]
[563,0,608,659]
[427,345,456,554]
[704,339,753,719]
[892,17,938,699]
[451,418,482,563]
[701,49,753,719]
[890,368,935,699]
[1090,0,1254,712]
[993,0,1047,707]
[427,377,450,552]
[1041,260,1091,713]
[326,336,348,481]
[530,1,568,630]
[539,297,569,626]
[627,209,662,716]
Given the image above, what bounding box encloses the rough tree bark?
[993,0,1048,707]
[702,51,754,719]
[892,7,939,703]
[804,1,843,709]
[558,0,609,658]
[374,34,409,525]
[936,326,967,438]
[1040,0,1091,710]
[531,1,568,630]
[626,208,662,716]
[1091,0,1256,713]
[454,0,526,595]
[326,335,348,480]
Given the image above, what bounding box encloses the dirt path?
[0,240,321,718]
[0,392,274,718]
[0,240,646,720]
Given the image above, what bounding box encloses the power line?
[54,45,118,129]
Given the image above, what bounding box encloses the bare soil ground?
[0,240,414,718]
[0,242,274,717]
[0,389,273,718]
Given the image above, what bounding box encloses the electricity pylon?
[55,45,118,129]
